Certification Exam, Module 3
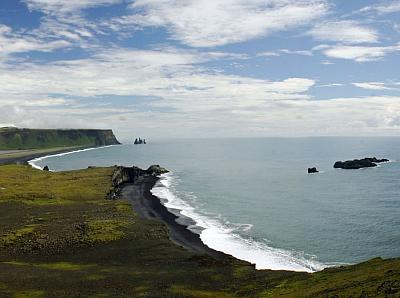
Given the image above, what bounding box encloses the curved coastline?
[120,175,229,261]
[150,173,326,273]
[26,148,326,273]
[27,145,119,170]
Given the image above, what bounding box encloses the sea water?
[29,138,400,272]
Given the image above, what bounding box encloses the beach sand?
[0,147,84,166]
[121,175,229,260]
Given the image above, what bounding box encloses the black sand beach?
[121,176,229,260]
[3,148,229,261]
[0,147,85,166]
[1,149,399,296]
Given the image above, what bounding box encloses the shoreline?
[4,146,324,272]
[8,147,230,263]
[1,155,399,296]
[27,144,119,170]
[0,146,91,166]
[1,149,388,273]
[121,175,231,261]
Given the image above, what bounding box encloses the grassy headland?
[0,128,120,150]
[0,165,399,297]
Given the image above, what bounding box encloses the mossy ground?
[0,165,399,297]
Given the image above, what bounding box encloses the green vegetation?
[0,165,399,297]
[0,127,120,150]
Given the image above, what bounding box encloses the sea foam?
[151,173,326,273]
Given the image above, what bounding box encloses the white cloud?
[0,46,315,108]
[360,1,400,14]
[316,83,344,88]
[23,0,122,14]
[308,20,379,44]
[32,17,94,42]
[0,45,319,136]
[258,52,281,57]
[3,1,400,137]
[315,44,400,62]
[353,82,398,90]
[3,44,400,137]
[119,0,329,47]
[258,49,313,57]
[0,24,71,58]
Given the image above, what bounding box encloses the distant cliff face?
[0,128,120,150]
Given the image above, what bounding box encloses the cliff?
[0,128,120,150]
[108,165,169,200]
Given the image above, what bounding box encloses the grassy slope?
[0,128,119,150]
[0,165,398,297]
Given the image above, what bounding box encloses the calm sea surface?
[30,138,400,272]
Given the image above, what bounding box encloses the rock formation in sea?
[334,157,389,169]
[308,167,319,174]
[134,138,147,145]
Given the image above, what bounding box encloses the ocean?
[29,137,400,272]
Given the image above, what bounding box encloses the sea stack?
[308,167,319,174]
[134,138,146,145]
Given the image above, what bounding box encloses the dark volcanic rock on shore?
[334,157,389,169]
[108,165,169,200]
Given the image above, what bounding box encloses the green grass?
[0,165,398,297]
[0,128,119,150]
[1,225,39,247]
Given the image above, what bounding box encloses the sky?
[0,0,400,140]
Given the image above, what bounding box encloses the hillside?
[0,165,398,297]
[0,128,120,150]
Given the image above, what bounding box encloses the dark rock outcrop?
[334,157,389,170]
[134,138,146,145]
[308,167,319,174]
[108,165,169,200]
[43,165,49,171]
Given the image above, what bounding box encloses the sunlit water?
[30,138,400,272]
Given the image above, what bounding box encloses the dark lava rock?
[146,165,169,176]
[108,165,169,200]
[308,167,319,174]
[334,157,389,169]
[43,165,49,171]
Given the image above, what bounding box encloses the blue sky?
[0,0,400,139]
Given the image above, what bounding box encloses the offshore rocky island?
[0,128,399,297]
[334,157,390,169]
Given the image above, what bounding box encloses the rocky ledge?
[334,157,389,170]
[108,165,169,200]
